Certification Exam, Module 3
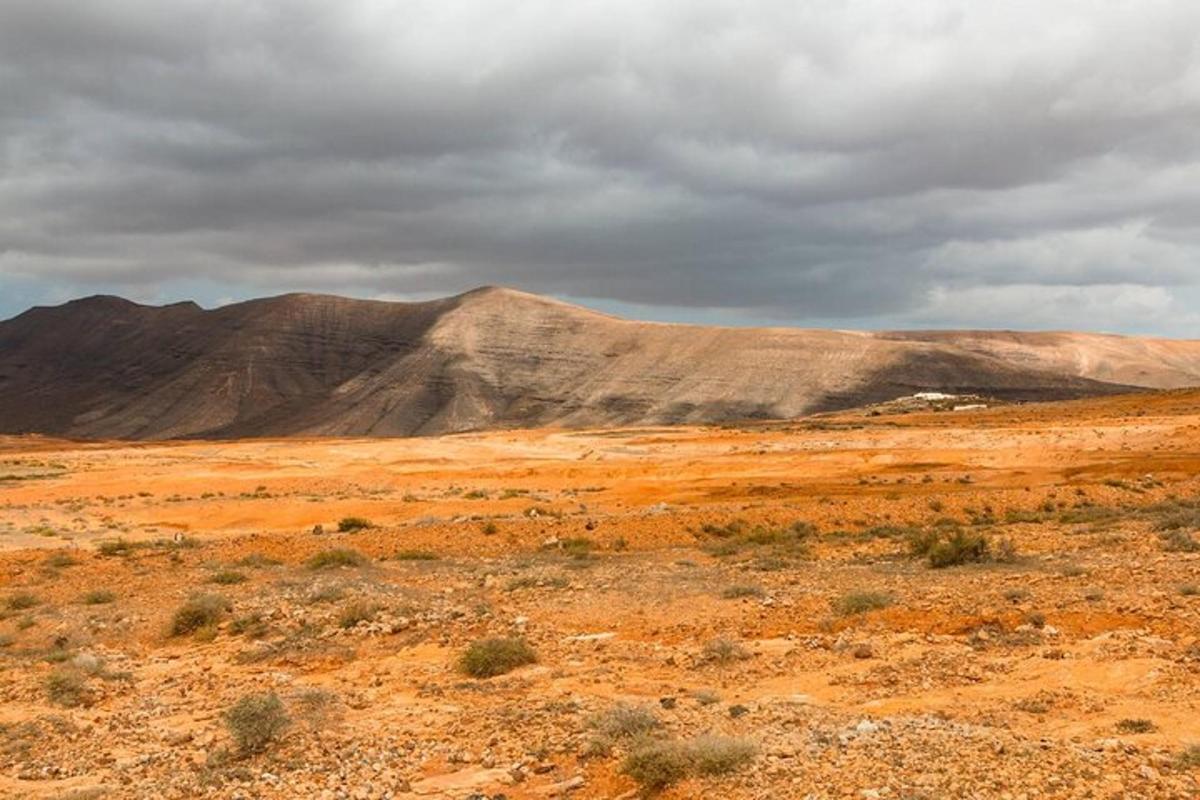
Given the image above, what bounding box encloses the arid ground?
[3,392,1200,799]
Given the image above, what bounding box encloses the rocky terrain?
[4,287,1200,439]
[2,390,1200,798]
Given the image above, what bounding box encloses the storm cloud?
[3,0,1200,333]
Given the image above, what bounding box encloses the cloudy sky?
[3,1,1200,334]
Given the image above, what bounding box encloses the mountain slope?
[1,287,1197,439]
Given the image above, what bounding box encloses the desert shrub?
[4,593,39,611]
[45,668,89,707]
[721,584,764,599]
[82,590,116,605]
[44,552,77,568]
[927,530,991,568]
[224,692,290,754]
[1116,718,1156,734]
[209,570,248,585]
[170,594,230,636]
[622,735,756,793]
[621,739,692,793]
[1176,744,1200,769]
[337,517,372,533]
[96,538,134,557]
[292,687,340,729]
[459,637,536,678]
[230,613,269,639]
[1180,584,1200,597]
[337,601,380,629]
[687,734,757,776]
[1159,530,1200,553]
[307,548,367,570]
[393,550,438,561]
[588,703,661,740]
[701,637,749,665]
[481,521,499,536]
[833,590,893,616]
[235,553,282,568]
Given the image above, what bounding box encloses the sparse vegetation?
[721,584,764,599]
[459,637,537,678]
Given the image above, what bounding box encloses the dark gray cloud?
[3,0,1200,334]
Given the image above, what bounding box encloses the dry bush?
[170,594,231,636]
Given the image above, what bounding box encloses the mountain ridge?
[1,287,1198,440]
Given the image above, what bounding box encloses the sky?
[3,1,1200,335]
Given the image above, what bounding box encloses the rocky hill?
[1,286,1197,439]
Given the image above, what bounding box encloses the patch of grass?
[208,570,248,585]
[170,594,231,637]
[459,637,537,678]
[833,590,894,616]
[96,538,134,557]
[337,517,372,533]
[720,584,764,599]
[1115,718,1156,734]
[45,668,90,707]
[224,692,290,754]
[307,548,368,570]
[81,590,116,605]
[336,601,380,629]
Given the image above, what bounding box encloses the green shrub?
[170,594,230,636]
[337,517,372,533]
[833,590,894,616]
[307,548,368,570]
[224,692,290,754]
[459,637,537,678]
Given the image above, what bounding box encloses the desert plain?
[2,391,1200,799]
